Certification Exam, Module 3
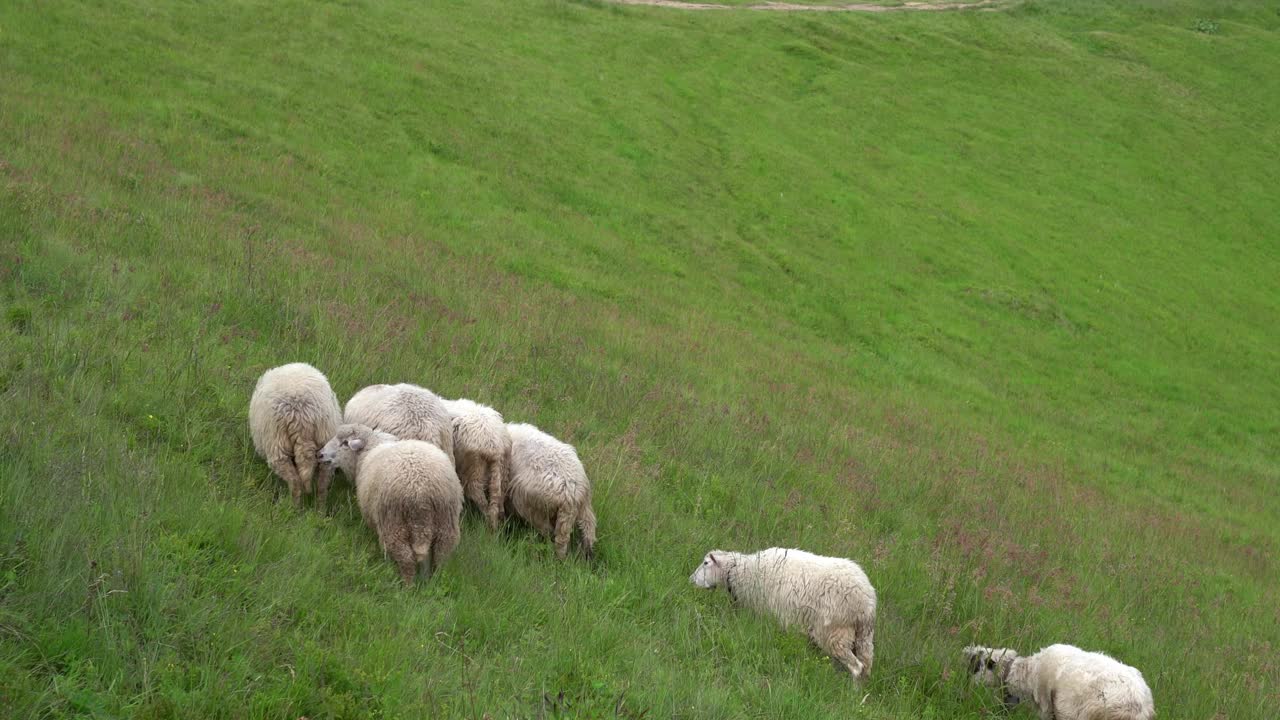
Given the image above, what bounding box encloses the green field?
[2,0,1277,717]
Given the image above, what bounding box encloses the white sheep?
[441,398,511,531]
[319,423,463,585]
[343,383,455,466]
[963,644,1155,720]
[248,362,341,509]
[689,547,877,681]
[505,422,597,560]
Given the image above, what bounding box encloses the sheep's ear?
[707,552,720,565]
[349,437,365,451]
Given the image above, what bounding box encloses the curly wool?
[441,398,511,530]
[505,422,597,560]
[690,548,877,681]
[344,383,455,466]
[248,363,341,508]
[320,424,462,585]
[964,644,1155,720]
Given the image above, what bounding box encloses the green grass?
[1,0,1277,717]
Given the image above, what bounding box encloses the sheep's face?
[689,551,728,589]
[964,646,1019,693]
[318,424,369,482]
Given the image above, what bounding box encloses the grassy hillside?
[2,0,1277,717]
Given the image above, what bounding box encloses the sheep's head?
[319,424,374,482]
[689,551,729,589]
[963,645,1021,706]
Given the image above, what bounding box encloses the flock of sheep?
[249,362,1156,720]
[249,362,595,583]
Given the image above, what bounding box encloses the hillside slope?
[1,0,1277,717]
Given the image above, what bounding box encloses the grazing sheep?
[343,383,455,466]
[248,362,341,509]
[963,644,1155,720]
[690,548,877,681]
[319,423,463,585]
[442,398,510,531]
[505,422,597,560]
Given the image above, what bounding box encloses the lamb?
[343,383,455,466]
[319,423,463,585]
[441,398,511,530]
[505,422,597,560]
[248,362,342,509]
[963,644,1155,720]
[689,548,877,681]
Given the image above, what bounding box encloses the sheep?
[343,383,455,466]
[504,422,597,560]
[319,423,463,585]
[248,362,341,509]
[441,398,511,531]
[963,644,1155,720]
[689,547,877,681]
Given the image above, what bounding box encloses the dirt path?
[607,0,1002,12]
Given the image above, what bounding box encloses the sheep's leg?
[431,521,460,576]
[384,524,417,585]
[439,428,456,469]
[314,463,334,513]
[502,494,519,529]
[484,455,506,531]
[553,507,577,560]
[577,505,597,562]
[460,456,489,513]
[267,452,304,508]
[294,438,319,503]
[817,626,865,680]
[1038,692,1056,720]
[853,625,874,681]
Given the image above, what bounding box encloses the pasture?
[1,0,1276,717]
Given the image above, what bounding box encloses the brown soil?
[607,0,1002,12]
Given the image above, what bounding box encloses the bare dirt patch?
[608,0,1001,12]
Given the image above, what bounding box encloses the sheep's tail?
[409,513,432,565]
